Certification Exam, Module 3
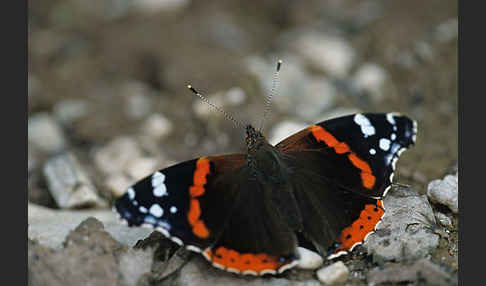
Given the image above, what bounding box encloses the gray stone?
[28,203,152,249]
[363,187,440,263]
[435,212,453,228]
[28,113,67,154]
[367,259,456,286]
[294,32,355,78]
[296,247,323,270]
[436,18,458,43]
[427,173,458,213]
[104,173,134,198]
[29,217,154,286]
[43,152,106,209]
[316,261,349,285]
[125,157,159,181]
[268,120,308,145]
[93,136,144,176]
[351,63,388,103]
[53,99,90,126]
[141,114,173,140]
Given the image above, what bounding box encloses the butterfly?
[114,61,417,276]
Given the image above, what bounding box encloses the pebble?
[268,120,308,145]
[28,113,67,154]
[295,33,355,78]
[141,114,173,140]
[43,152,106,209]
[104,174,133,198]
[296,247,323,270]
[364,187,439,263]
[93,136,144,176]
[435,212,452,228]
[121,82,153,119]
[53,99,90,126]
[427,173,458,214]
[125,157,159,181]
[352,63,388,102]
[135,0,190,13]
[224,87,247,106]
[316,261,349,285]
[435,18,458,43]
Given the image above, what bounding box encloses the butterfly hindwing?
[115,153,299,275]
[276,112,417,198]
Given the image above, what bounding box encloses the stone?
[367,259,456,285]
[93,137,144,176]
[352,63,388,103]
[316,261,349,285]
[294,33,355,78]
[104,173,134,198]
[268,120,308,145]
[135,0,190,13]
[29,217,154,286]
[43,152,106,209]
[28,203,152,249]
[296,247,323,270]
[435,18,458,43]
[363,186,440,263]
[435,212,453,228]
[141,114,173,140]
[427,173,458,213]
[28,113,67,154]
[125,157,159,181]
[53,99,90,126]
[224,87,247,106]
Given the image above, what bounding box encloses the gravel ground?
[28,0,458,285]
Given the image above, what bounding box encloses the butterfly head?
[246,125,266,152]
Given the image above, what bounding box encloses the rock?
[268,120,308,145]
[435,212,453,228]
[364,186,440,263]
[53,99,90,126]
[121,82,154,119]
[296,247,323,270]
[351,63,388,103]
[427,173,458,213]
[93,137,144,176]
[28,203,152,249]
[435,18,458,43]
[125,157,159,181]
[28,113,67,154]
[367,259,456,285]
[135,0,190,13]
[104,173,134,198]
[29,217,154,286]
[316,261,349,285]
[294,33,355,78]
[224,87,247,106]
[141,114,173,140]
[43,152,106,209]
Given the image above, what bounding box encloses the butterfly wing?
[115,153,298,275]
[276,112,417,199]
[275,112,416,257]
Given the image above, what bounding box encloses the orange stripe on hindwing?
[187,158,211,238]
[310,125,376,189]
[203,247,291,274]
[333,200,384,254]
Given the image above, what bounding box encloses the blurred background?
[28,0,457,209]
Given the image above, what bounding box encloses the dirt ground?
[28,0,458,284]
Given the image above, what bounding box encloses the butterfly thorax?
[245,125,287,183]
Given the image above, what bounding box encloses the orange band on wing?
[187,158,211,238]
[203,247,292,274]
[311,125,376,189]
[333,200,384,254]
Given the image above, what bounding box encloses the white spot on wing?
[149,204,164,217]
[386,113,396,125]
[379,138,391,151]
[127,187,135,199]
[170,206,177,213]
[353,114,376,137]
[139,206,148,213]
[152,172,165,187]
[369,148,376,155]
[391,133,396,140]
[153,184,167,197]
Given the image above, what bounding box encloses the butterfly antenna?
[259,59,282,132]
[187,84,245,129]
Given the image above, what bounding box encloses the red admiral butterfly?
[115,61,417,276]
